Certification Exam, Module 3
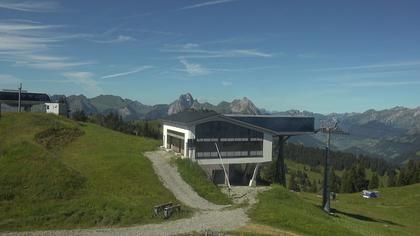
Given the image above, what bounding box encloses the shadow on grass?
[332,208,402,226]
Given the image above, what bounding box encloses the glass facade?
[194,121,264,159]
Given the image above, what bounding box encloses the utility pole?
[317,119,348,214]
[18,83,22,112]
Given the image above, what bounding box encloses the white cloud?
[313,61,420,72]
[179,0,237,10]
[179,59,210,76]
[26,54,69,61]
[343,80,420,87]
[62,71,94,80]
[17,61,94,70]
[230,49,272,58]
[62,72,102,96]
[0,0,57,12]
[297,53,319,59]
[0,21,92,70]
[101,66,154,79]
[161,43,273,59]
[0,22,56,31]
[221,81,232,86]
[87,35,135,44]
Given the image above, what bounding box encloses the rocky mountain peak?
[167,93,260,115]
[168,93,195,115]
[230,97,260,115]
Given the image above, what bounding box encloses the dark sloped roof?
[161,110,219,124]
[0,91,51,102]
[162,110,315,135]
[226,115,314,134]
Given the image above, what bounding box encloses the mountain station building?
[0,90,67,116]
[161,110,315,186]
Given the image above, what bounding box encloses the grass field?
[171,157,231,205]
[0,113,187,232]
[285,159,389,190]
[249,184,420,236]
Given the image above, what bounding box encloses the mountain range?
[58,93,420,164]
[63,93,261,120]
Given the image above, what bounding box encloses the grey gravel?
[145,150,227,210]
[2,209,248,236]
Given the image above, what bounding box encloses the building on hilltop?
[0,90,68,117]
[161,109,315,186]
[45,102,68,116]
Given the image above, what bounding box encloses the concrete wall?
[163,123,195,158]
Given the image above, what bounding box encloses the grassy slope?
[285,159,388,188]
[0,113,184,232]
[250,184,420,236]
[172,157,231,205]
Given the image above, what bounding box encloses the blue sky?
[0,0,419,114]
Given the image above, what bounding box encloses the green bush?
[35,127,84,149]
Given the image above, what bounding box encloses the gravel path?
[145,150,227,210]
[3,209,248,236]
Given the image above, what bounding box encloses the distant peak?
[179,92,193,100]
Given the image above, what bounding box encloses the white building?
[45,102,67,116]
[162,110,314,186]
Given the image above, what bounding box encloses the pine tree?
[354,163,368,191]
[288,172,300,191]
[329,167,340,193]
[397,169,408,186]
[72,110,88,122]
[340,168,354,193]
[144,120,149,137]
[369,173,379,189]
[406,160,420,184]
[387,170,397,187]
[310,179,318,193]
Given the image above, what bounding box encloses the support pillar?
[275,136,287,187]
[322,132,331,213]
[249,163,261,187]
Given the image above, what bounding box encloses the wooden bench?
[163,204,181,219]
[153,202,173,216]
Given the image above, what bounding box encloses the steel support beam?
[275,136,289,186]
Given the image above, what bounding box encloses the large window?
[195,121,263,139]
[195,121,264,159]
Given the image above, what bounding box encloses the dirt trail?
[145,150,227,210]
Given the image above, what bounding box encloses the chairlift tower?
[316,118,348,213]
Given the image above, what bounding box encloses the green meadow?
[0,113,187,232]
